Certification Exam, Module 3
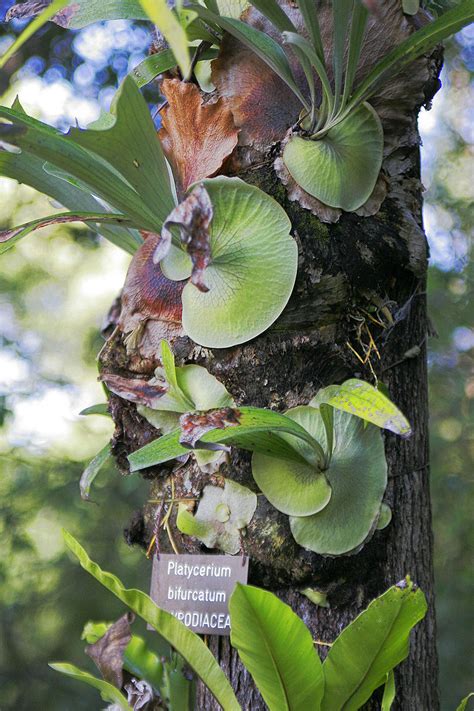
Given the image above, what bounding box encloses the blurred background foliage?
[0,4,472,710]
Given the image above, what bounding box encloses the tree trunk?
[99,6,442,709]
[190,165,438,711]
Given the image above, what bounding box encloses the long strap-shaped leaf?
[0,146,142,254]
[4,0,148,29]
[245,0,318,118]
[130,426,312,470]
[0,0,69,69]
[310,379,412,437]
[344,0,474,117]
[0,211,140,254]
[322,579,427,710]
[190,4,309,111]
[340,0,369,111]
[68,77,175,228]
[331,0,352,116]
[131,49,177,86]
[0,107,160,232]
[128,406,326,472]
[63,531,241,711]
[79,443,112,501]
[381,670,396,711]
[138,0,191,78]
[230,584,324,711]
[50,663,132,709]
[203,0,220,13]
[296,0,325,65]
[247,0,294,33]
[131,47,218,87]
[282,32,333,112]
[456,693,474,711]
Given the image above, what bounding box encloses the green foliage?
[0,211,141,255]
[63,531,241,710]
[456,693,474,711]
[179,177,298,348]
[300,587,329,608]
[230,584,324,711]
[79,404,110,417]
[161,653,195,711]
[0,114,142,254]
[381,671,396,711]
[237,0,317,116]
[287,408,387,556]
[38,0,148,28]
[341,1,369,110]
[241,0,474,131]
[129,378,407,554]
[54,532,427,711]
[295,0,325,66]
[137,0,191,78]
[251,406,332,517]
[176,479,257,554]
[0,78,174,251]
[311,379,412,437]
[68,80,175,228]
[0,100,149,228]
[131,48,218,88]
[128,406,326,472]
[282,103,384,211]
[131,49,179,87]
[331,0,353,112]
[133,340,234,470]
[0,12,470,709]
[322,579,427,709]
[402,0,420,15]
[281,31,333,119]
[139,340,233,420]
[49,662,132,709]
[190,5,310,111]
[189,0,473,213]
[4,0,473,227]
[79,443,112,501]
[376,503,393,531]
[229,579,426,711]
[346,1,474,116]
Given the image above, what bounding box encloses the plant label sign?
[150,553,249,636]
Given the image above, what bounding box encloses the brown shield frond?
[119,234,184,358]
[211,2,310,150]
[100,372,167,409]
[179,408,242,449]
[158,78,239,193]
[156,184,213,293]
[85,612,134,689]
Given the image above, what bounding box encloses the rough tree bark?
[99,4,442,709]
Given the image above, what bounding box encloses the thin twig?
[165,519,180,555]
[148,497,198,504]
[346,340,367,365]
[365,324,381,360]
[146,494,166,559]
[161,476,180,554]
